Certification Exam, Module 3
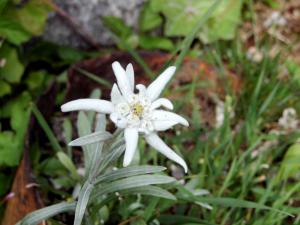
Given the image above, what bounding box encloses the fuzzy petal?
[150,98,174,110]
[153,121,179,131]
[123,128,139,167]
[111,83,124,104]
[110,113,127,128]
[112,61,133,97]
[61,99,114,114]
[145,133,188,173]
[152,110,189,127]
[136,84,146,95]
[126,63,135,91]
[146,66,176,101]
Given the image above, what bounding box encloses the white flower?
[61,61,189,172]
[278,107,299,130]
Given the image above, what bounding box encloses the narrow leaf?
[158,215,216,225]
[75,68,111,88]
[92,175,175,199]
[94,185,176,210]
[190,196,293,217]
[69,131,112,146]
[94,165,166,184]
[98,141,125,171]
[74,182,94,225]
[77,112,93,173]
[32,104,62,152]
[123,185,176,200]
[16,202,76,225]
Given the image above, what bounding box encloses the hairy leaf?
[94,165,166,184]
[69,131,112,147]
[16,202,76,225]
[74,182,94,225]
[92,174,175,199]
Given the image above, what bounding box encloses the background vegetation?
[1,0,300,224]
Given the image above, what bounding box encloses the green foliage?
[2,0,300,224]
[0,19,31,45]
[0,0,9,14]
[69,131,112,146]
[16,202,76,225]
[38,157,66,177]
[25,70,48,91]
[103,16,174,51]
[102,16,133,41]
[17,110,178,225]
[285,59,300,87]
[32,104,63,153]
[139,1,162,31]
[276,144,300,182]
[0,92,31,166]
[139,35,174,51]
[0,44,24,83]
[0,80,11,97]
[74,182,94,225]
[3,0,50,36]
[0,0,52,170]
[0,0,50,44]
[142,0,243,43]
[56,152,80,181]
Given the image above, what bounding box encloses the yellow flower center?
[131,103,144,118]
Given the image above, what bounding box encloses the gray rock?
[43,0,145,48]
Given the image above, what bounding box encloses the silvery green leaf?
[68,131,112,146]
[98,141,125,171]
[121,185,176,200]
[92,174,176,199]
[77,112,93,170]
[88,142,103,179]
[77,111,103,176]
[16,202,76,225]
[95,113,106,132]
[94,185,176,209]
[74,182,94,225]
[195,201,213,210]
[72,183,82,199]
[77,112,92,138]
[94,165,166,184]
[194,189,210,196]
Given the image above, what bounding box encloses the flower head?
[61,62,189,172]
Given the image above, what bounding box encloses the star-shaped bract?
[61,62,188,172]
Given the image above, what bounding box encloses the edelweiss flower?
[61,62,188,172]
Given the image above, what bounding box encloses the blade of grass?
[258,83,280,115]
[193,197,292,217]
[75,68,111,88]
[31,103,63,152]
[158,215,216,225]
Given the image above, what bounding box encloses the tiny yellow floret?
[131,103,144,118]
